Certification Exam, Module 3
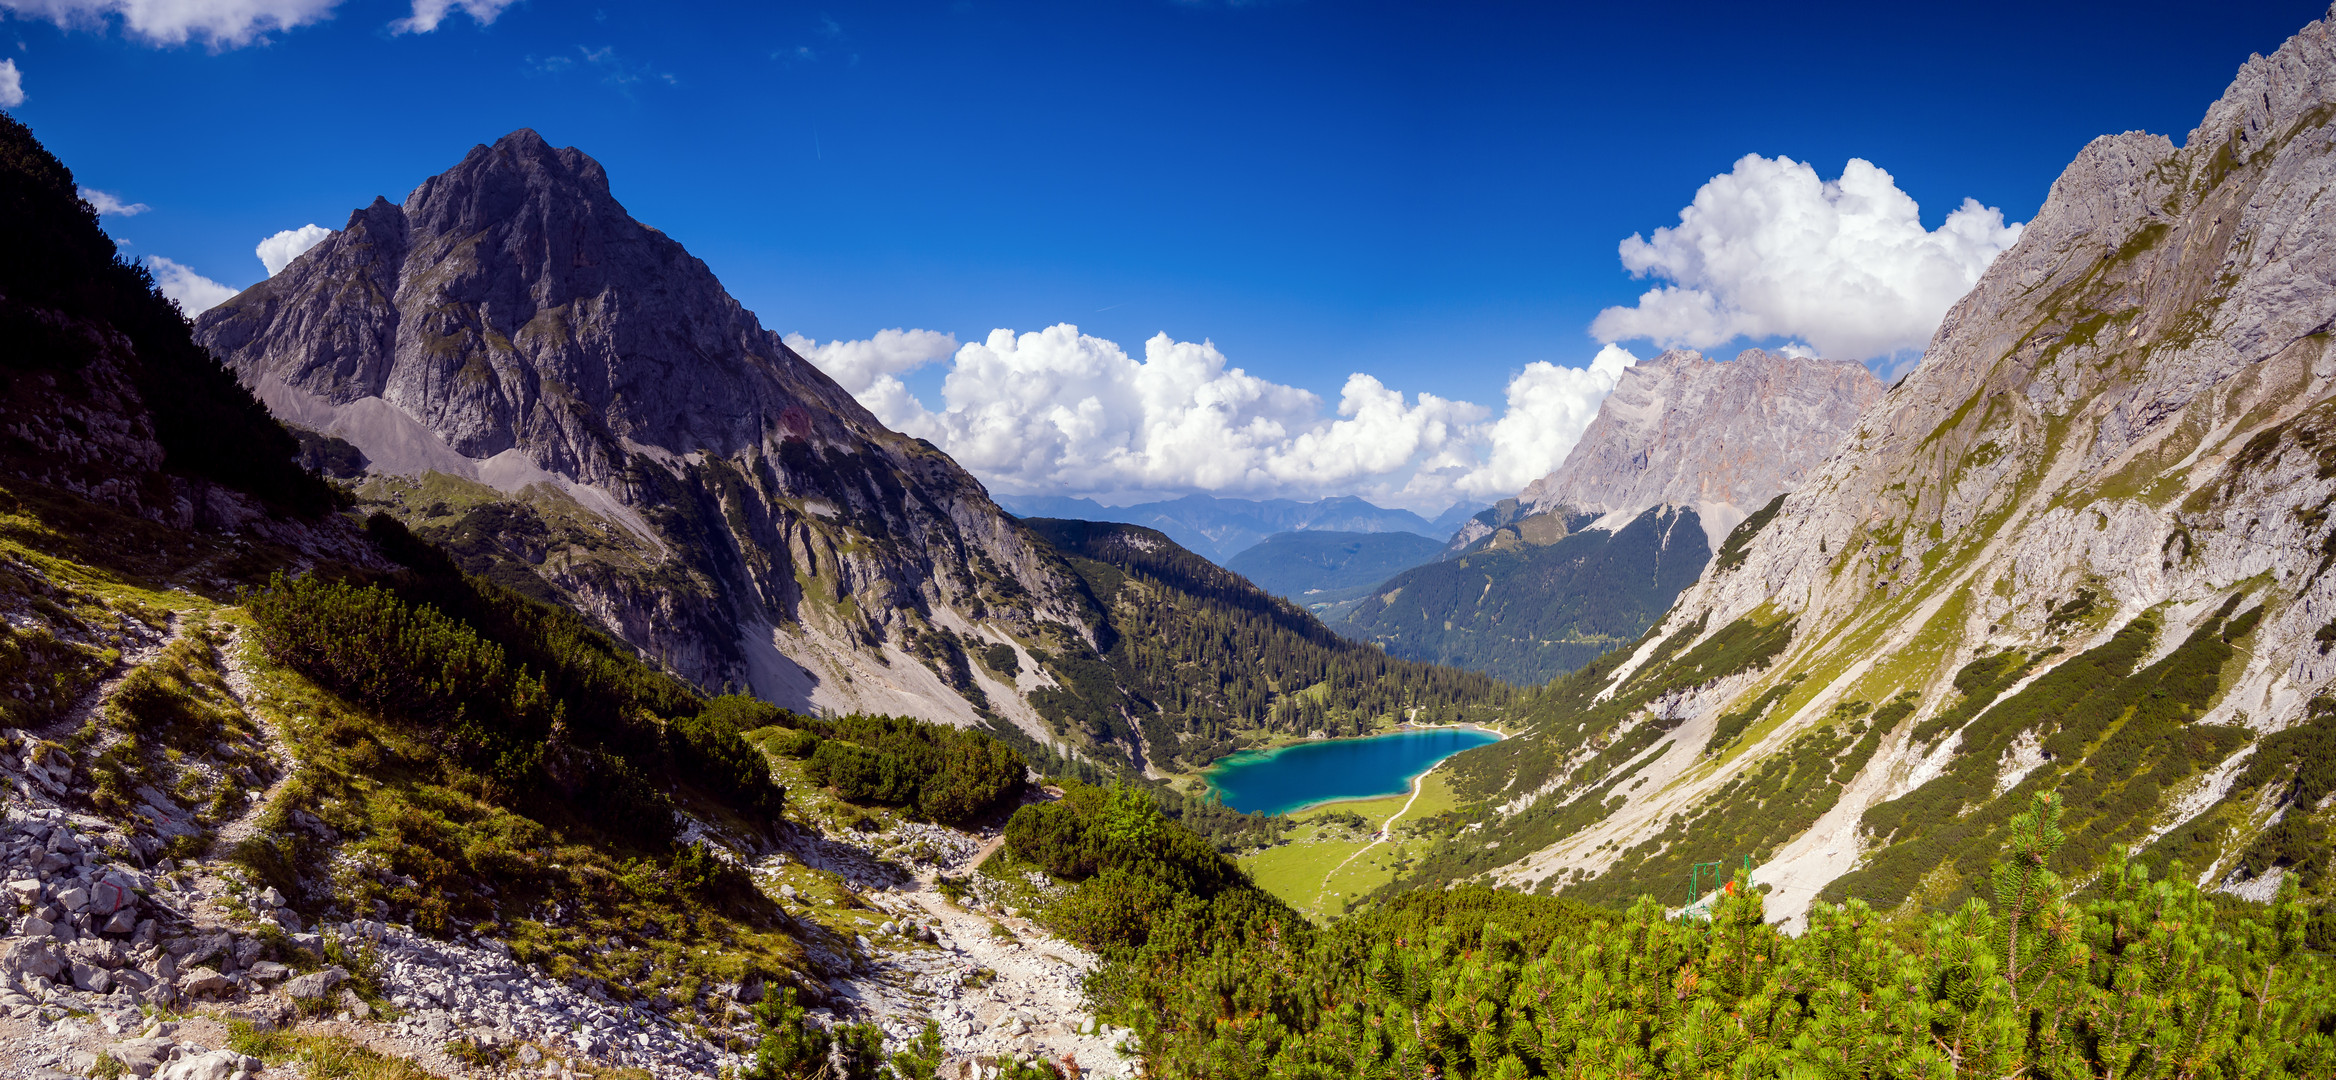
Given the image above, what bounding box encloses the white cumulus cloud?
[1590,154,2023,361]
[1458,345,1637,499]
[785,327,958,421]
[256,223,332,275]
[146,255,236,314]
[390,0,514,34]
[787,328,960,393]
[0,0,344,47]
[799,323,1635,512]
[78,186,149,216]
[0,59,22,107]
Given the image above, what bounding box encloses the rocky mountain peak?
[1515,346,1880,548]
[193,131,1084,724]
[404,129,614,231]
[200,129,878,487]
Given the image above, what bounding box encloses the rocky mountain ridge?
[195,130,1101,740]
[1446,349,1880,555]
[1410,7,2336,924]
[1352,350,1873,685]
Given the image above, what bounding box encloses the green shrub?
[1097,792,2336,1080]
[799,712,1025,825]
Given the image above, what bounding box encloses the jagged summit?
[1517,348,1881,551]
[195,131,1078,725]
[202,129,875,488]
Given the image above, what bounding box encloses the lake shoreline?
[1203,725,1503,817]
[1205,720,1509,768]
[1276,759,1450,818]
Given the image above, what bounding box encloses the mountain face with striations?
[196,130,1095,733]
[1348,350,1875,685]
[1449,349,1882,555]
[1397,8,2336,925]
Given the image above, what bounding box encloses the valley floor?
[1240,769,1461,921]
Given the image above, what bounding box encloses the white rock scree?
[0,732,1135,1079]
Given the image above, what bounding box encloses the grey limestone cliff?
[1452,6,2336,924]
[1513,349,1881,552]
[196,131,1089,731]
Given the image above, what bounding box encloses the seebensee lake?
[1204,727,1501,816]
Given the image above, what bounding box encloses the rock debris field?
[0,707,1136,1080]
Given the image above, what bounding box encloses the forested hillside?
[1021,519,1511,771]
[1341,507,1710,684]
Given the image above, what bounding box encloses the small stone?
[245,961,288,983]
[226,998,294,1031]
[258,888,286,909]
[54,887,89,913]
[20,915,51,938]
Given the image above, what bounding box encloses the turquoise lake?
[1204,728,1501,816]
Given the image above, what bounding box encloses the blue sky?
[5,0,2322,508]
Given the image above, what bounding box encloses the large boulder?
[104,1038,172,1078]
[176,966,231,998]
[0,937,62,979]
[65,937,125,969]
[155,1050,255,1080]
[282,965,349,1001]
[69,960,112,994]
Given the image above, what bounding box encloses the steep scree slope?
[1412,8,2336,925]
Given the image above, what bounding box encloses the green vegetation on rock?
[1826,600,2258,910]
[1340,507,1710,685]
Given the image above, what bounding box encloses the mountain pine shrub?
[1081,789,2333,1078]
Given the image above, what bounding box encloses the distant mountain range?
[994,492,1482,562]
[1224,530,1447,613]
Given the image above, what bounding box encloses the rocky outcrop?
[1465,6,2336,923]
[195,131,1091,728]
[1513,348,1881,552]
[1380,350,1873,682]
